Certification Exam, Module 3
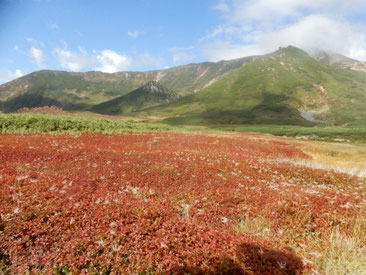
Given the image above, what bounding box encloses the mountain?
[2,46,366,127]
[136,46,366,126]
[90,81,179,115]
[310,49,366,73]
[0,56,258,113]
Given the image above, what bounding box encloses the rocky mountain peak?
[142,81,165,93]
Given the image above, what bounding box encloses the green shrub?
[0,113,171,133]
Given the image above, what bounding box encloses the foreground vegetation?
[207,124,366,143]
[2,112,366,146]
[0,132,365,274]
[0,113,170,133]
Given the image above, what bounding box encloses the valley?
[1,46,366,274]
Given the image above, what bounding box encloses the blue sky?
[1,0,366,83]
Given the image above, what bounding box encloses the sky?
[1,0,366,84]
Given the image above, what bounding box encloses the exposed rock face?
[142,81,167,94]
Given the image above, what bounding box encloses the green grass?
[1,113,366,144]
[206,124,366,143]
[0,113,171,133]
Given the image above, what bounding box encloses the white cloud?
[221,0,330,22]
[200,0,366,61]
[0,69,24,84]
[260,15,366,58]
[214,1,229,12]
[54,47,132,73]
[217,0,366,23]
[203,42,261,61]
[95,50,131,73]
[127,31,139,38]
[30,47,46,68]
[26,37,44,47]
[54,48,93,72]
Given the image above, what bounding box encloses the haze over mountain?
[310,50,366,73]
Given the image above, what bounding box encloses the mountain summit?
[2,46,366,126]
[136,46,366,126]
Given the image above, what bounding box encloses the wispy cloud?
[30,47,46,68]
[13,45,26,55]
[50,23,60,30]
[134,52,165,68]
[127,31,140,38]
[26,37,44,47]
[0,69,24,84]
[170,46,196,65]
[215,0,366,23]
[172,52,196,65]
[54,47,94,72]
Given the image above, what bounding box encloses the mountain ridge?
[0,55,259,112]
[135,46,366,126]
[90,81,179,115]
[2,46,366,127]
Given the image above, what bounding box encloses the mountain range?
[0,55,257,112]
[1,46,366,126]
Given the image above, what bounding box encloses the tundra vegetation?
[1,45,366,274]
[0,122,365,274]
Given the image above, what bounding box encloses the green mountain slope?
[90,81,179,115]
[137,46,366,126]
[0,56,257,112]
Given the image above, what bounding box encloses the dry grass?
[236,214,272,238]
[286,140,366,178]
[317,228,366,275]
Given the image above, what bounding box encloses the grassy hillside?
[156,55,258,95]
[91,81,179,115]
[2,46,366,127]
[0,56,257,112]
[0,70,154,112]
[138,46,366,126]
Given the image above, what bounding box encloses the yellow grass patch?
[296,141,366,178]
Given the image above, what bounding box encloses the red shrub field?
[0,132,365,274]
